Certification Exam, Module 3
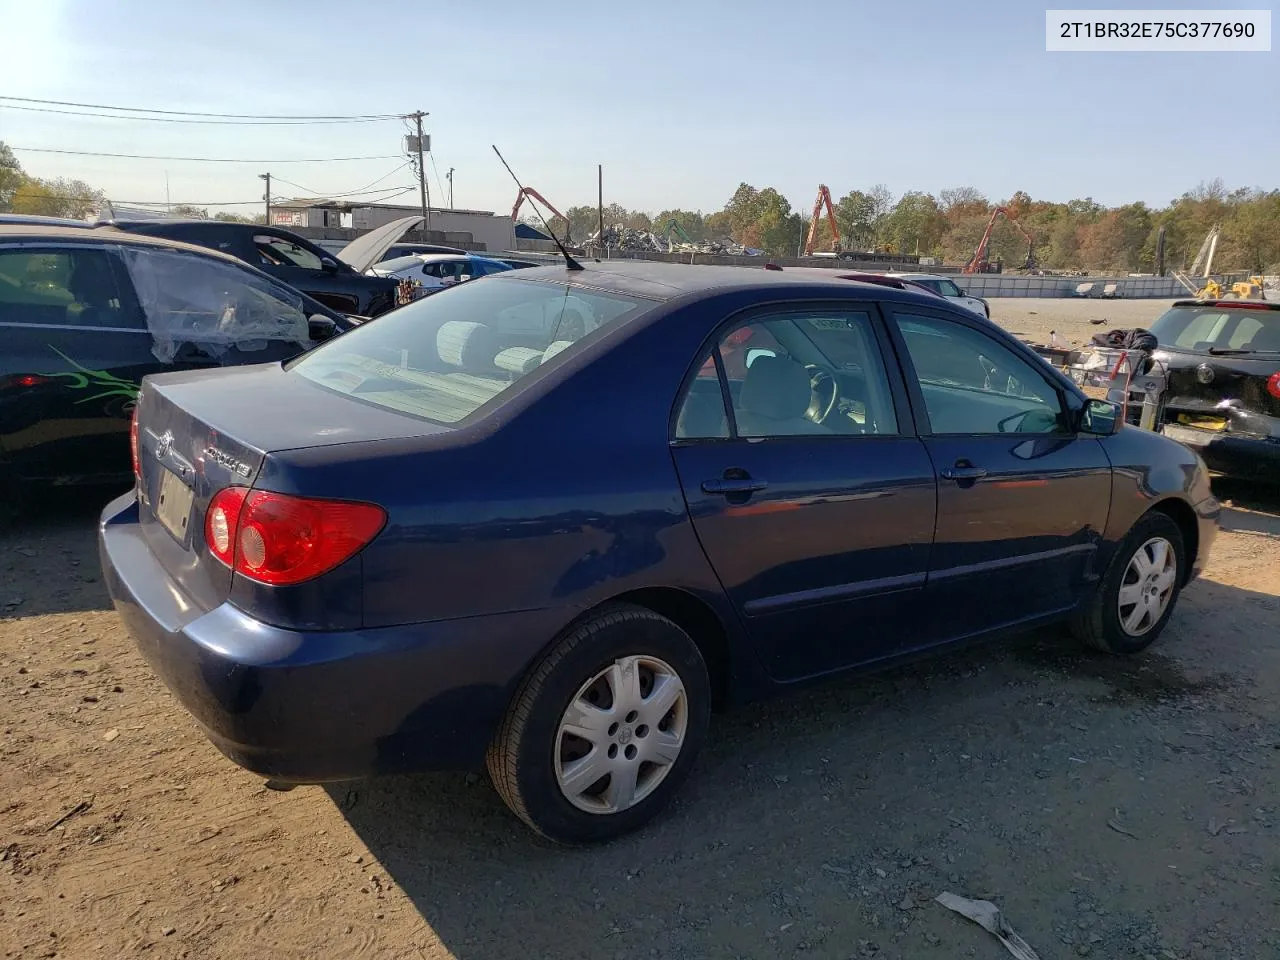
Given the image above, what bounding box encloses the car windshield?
[291,276,652,423]
[1149,305,1280,354]
[913,277,963,297]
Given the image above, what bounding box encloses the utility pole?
[446,168,454,209]
[597,164,604,248]
[409,111,430,228]
[259,172,271,224]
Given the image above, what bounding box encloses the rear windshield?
[1150,305,1280,354]
[376,255,427,272]
[291,276,652,423]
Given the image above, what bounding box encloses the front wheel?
[1071,511,1185,655]
[486,604,711,844]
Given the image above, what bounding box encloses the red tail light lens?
[129,406,141,482]
[1267,372,1280,400]
[204,488,385,586]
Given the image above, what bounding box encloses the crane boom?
[964,206,1037,274]
[804,184,841,256]
[511,187,572,241]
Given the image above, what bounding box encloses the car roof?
[503,259,958,305]
[1171,298,1280,311]
[0,213,94,228]
[0,223,285,269]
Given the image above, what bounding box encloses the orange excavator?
[964,206,1037,273]
[511,187,573,243]
[803,184,841,256]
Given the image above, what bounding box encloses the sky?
[1,0,1276,218]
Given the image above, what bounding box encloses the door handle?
[940,464,988,481]
[702,477,769,495]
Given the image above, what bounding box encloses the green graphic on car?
[42,347,141,403]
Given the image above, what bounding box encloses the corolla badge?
[202,445,252,478]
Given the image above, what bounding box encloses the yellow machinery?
[1195,275,1267,300]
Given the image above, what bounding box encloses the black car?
[0,224,352,503]
[107,216,424,318]
[1150,298,1280,481]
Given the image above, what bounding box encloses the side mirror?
[745,348,777,368]
[308,316,338,342]
[956,288,967,296]
[320,257,340,275]
[1079,398,1121,435]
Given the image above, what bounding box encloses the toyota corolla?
[100,262,1219,843]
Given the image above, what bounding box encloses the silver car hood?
[336,216,425,273]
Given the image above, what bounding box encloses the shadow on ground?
[327,576,1278,960]
[0,486,120,617]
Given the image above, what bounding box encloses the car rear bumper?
[1161,424,1280,484]
[99,491,562,782]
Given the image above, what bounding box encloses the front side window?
[676,310,898,439]
[0,247,139,329]
[254,234,325,271]
[292,276,650,424]
[121,247,312,363]
[894,313,1066,434]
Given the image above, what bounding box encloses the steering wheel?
[804,362,840,423]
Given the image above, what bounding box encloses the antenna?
[492,145,583,271]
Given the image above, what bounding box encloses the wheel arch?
[1148,496,1199,585]
[593,587,735,710]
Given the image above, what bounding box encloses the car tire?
[486,604,711,844]
[1071,511,1186,655]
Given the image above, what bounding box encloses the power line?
[0,95,401,121]
[18,186,417,209]
[0,103,396,125]
[271,162,413,200]
[10,146,403,163]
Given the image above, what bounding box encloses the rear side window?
[1150,306,1280,353]
[255,234,324,271]
[120,247,312,363]
[291,276,650,424]
[0,247,140,329]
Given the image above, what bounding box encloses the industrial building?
[270,200,514,254]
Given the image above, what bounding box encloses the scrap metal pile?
[584,226,762,257]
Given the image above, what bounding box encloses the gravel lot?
[3,299,1278,960]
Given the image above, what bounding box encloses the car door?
[884,307,1112,640]
[669,304,938,682]
[0,243,157,484]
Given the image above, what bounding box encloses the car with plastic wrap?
[100,261,1219,844]
[0,223,352,508]
[1149,298,1280,482]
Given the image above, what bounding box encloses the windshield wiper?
[1208,347,1280,355]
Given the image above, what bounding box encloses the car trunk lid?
[134,361,452,612]
[1158,348,1280,437]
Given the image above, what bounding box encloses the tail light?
[129,405,141,482]
[205,488,385,586]
[1267,372,1280,400]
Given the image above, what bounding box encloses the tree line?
[4,140,1275,272]
[546,179,1279,274]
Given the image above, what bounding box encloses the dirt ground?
[3,298,1279,960]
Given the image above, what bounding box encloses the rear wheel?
[486,604,711,844]
[1072,511,1185,654]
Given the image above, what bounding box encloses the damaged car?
[1150,298,1280,482]
[0,223,353,504]
[107,216,427,318]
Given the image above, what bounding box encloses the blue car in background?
[100,262,1219,844]
[367,252,514,296]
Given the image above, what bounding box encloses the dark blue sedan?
[100,263,1220,843]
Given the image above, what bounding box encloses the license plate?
[1161,424,1211,447]
[155,468,195,542]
